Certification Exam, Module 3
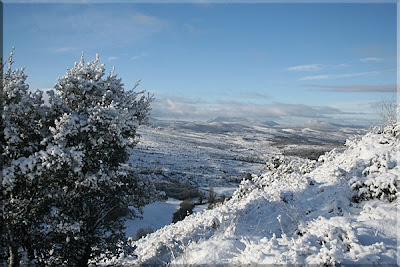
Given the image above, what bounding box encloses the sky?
[3,2,397,126]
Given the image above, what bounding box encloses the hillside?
[128,119,365,191]
[115,122,399,266]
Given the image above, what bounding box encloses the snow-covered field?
[129,119,365,188]
[124,120,366,238]
[113,121,399,266]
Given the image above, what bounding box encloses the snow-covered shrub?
[233,178,256,199]
[348,124,399,203]
[266,155,285,170]
[173,200,195,223]
[252,156,313,192]
[1,52,158,266]
[349,170,398,202]
[318,148,339,163]
[362,152,396,176]
[266,155,314,176]
[1,50,52,265]
[1,49,50,163]
[373,98,397,126]
[299,160,317,174]
[3,145,86,266]
[371,104,400,137]
[34,54,156,265]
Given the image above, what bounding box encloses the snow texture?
[113,124,399,266]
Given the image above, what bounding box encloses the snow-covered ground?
[113,122,398,266]
[129,119,364,188]
[123,120,365,239]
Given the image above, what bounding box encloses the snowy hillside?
[129,119,365,191]
[116,123,399,265]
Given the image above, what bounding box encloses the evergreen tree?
[2,49,49,163]
[1,49,50,266]
[33,54,156,266]
[1,52,157,266]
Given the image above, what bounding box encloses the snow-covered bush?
[373,98,397,126]
[1,49,50,163]
[1,52,157,266]
[173,200,195,223]
[266,155,315,175]
[349,153,398,202]
[266,155,284,170]
[253,156,314,191]
[1,49,52,265]
[318,148,339,163]
[348,122,399,203]
[37,54,156,265]
[233,178,256,199]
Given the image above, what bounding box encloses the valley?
[125,119,367,242]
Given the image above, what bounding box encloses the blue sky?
[3,3,397,125]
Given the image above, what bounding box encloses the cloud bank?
[150,95,351,122]
[304,84,396,93]
[299,70,380,81]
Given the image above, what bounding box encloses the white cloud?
[300,70,380,81]
[132,12,160,24]
[360,57,383,62]
[130,52,148,61]
[150,96,348,121]
[304,84,396,93]
[287,63,349,72]
[300,74,331,80]
[287,64,323,72]
[243,92,270,99]
[108,56,118,61]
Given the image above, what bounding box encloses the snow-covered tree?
[1,49,51,266]
[32,54,156,266]
[1,49,49,163]
[1,52,157,266]
[373,97,397,126]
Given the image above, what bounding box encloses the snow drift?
[117,123,399,266]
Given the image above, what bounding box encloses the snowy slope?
[117,124,399,266]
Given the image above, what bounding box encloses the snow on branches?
[1,52,157,266]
